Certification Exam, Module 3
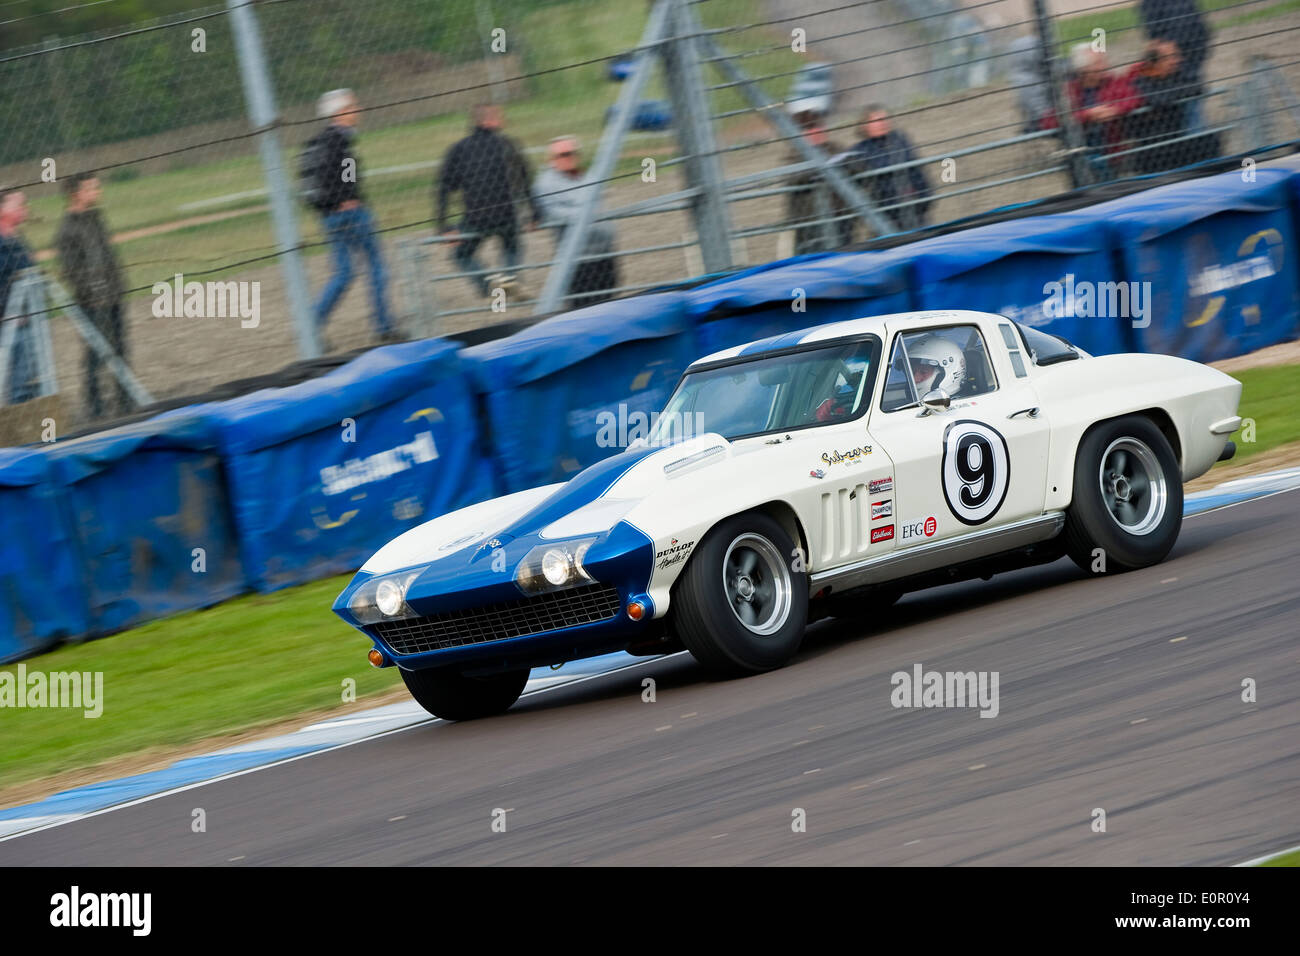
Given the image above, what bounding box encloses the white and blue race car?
[332,310,1242,720]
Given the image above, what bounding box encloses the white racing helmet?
[906,333,967,396]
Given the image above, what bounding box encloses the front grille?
[373,583,622,656]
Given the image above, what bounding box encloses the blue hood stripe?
[738,328,815,356]
[503,444,663,535]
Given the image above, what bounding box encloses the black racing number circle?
[941,420,1010,525]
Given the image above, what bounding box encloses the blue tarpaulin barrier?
[0,447,87,661]
[1085,168,1300,362]
[899,213,1132,356]
[687,251,914,356]
[43,408,245,635]
[464,291,697,493]
[211,339,496,592]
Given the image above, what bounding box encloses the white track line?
[1234,842,1300,867]
[1185,485,1299,519]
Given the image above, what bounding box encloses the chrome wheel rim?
[722,532,792,636]
[1099,437,1167,536]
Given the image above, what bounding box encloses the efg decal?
[900,516,938,540]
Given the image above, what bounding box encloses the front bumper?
[334,520,655,673]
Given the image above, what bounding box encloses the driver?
[811,364,862,423]
[906,333,967,397]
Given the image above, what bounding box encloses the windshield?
[1013,322,1080,365]
[650,337,881,443]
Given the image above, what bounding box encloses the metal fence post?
[662,0,733,274]
[1032,0,1092,188]
[534,0,673,315]
[703,36,895,237]
[226,0,320,358]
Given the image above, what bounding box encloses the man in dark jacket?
[1139,0,1210,127]
[1140,0,1209,80]
[55,172,129,418]
[783,107,854,254]
[0,189,38,405]
[847,106,933,233]
[310,88,395,342]
[436,104,542,297]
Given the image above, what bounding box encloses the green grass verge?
[0,574,399,796]
[1228,363,1300,459]
[1259,847,1300,865]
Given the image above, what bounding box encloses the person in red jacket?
[1046,46,1141,179]
[1070,48,1140,135]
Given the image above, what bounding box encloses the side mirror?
[918,388,951,416]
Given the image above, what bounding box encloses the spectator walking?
[55,172,129,418]
[305,88,396,344]
[847,106,933,233]
[0,189,38,405]
[533,135,620,309]
[436,103,542,297]
[782,106,854,256]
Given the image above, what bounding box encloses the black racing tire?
[673,511,809,677]
[1063,414,1183,574]
[400,666,529,721]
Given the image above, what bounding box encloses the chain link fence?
[1,0,1298,435]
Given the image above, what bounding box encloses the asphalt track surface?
[3,489,1297,866]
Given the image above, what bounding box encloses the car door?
[865,319,1050,549]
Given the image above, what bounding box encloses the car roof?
[688,310,1003,369]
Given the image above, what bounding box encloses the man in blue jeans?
[308,88,398,344]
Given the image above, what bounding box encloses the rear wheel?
[673,512,809,677]
[1064,415,1182,574]
[400,666,529,721]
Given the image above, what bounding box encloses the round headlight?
[541,549,571,586]
[375,579,405,617]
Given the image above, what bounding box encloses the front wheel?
[400,666,529,721]
[673,512,809,677]
[1063,415,1182,574]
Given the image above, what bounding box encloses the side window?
[999,322,1029,378]
[880,325,998,412]
[881,336,918,412]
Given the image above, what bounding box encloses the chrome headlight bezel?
[514,537,597,594]
[349,569,422,625]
